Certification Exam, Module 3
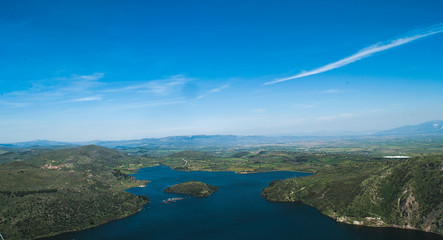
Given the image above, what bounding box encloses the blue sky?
[1,0,443,142]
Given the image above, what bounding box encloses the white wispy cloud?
[110,100,188,111]
[0,74,195,110]
[0,73,106,108]
[265,24,443,85]
[196,84,230,100]
[251,108,265,113]
[292,103,315,109]
[5,73,104,98]
[72,96,102,102]
[78,73,104,81]
[101,75,189,95]
[315,115,337,122]
[55,73,105,92]
[315,113,356,122]
[144,78,186,95]
[320,89,340,94]
[0,100,28,108]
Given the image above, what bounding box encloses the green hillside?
[0,145,149,240]
[262,156,443,235]
[26,145,137,171]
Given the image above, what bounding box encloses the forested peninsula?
[262,155,443,235]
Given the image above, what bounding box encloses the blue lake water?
[46,165,442,240]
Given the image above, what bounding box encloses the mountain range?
[1,120,443,149]
[375,120,443,135]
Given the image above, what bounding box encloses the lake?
[46,165,442,240]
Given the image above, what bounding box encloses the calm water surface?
[46,165,442,240]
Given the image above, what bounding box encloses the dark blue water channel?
[47,165,442,240]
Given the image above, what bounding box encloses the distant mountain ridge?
[376,120,443,135]
[0,140,77,148]
[0,135,310,149]
[2,120,443,149]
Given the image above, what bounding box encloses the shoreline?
[34,194,149,240]
[265,198,443,237]
[152,163,315,175]
[331,214,443,237]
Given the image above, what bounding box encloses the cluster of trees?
[164,181,218,198]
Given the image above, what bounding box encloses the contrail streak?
[265,25,443,85]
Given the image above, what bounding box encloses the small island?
[164,181,218,197]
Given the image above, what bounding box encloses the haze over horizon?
[1,1,443,142]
